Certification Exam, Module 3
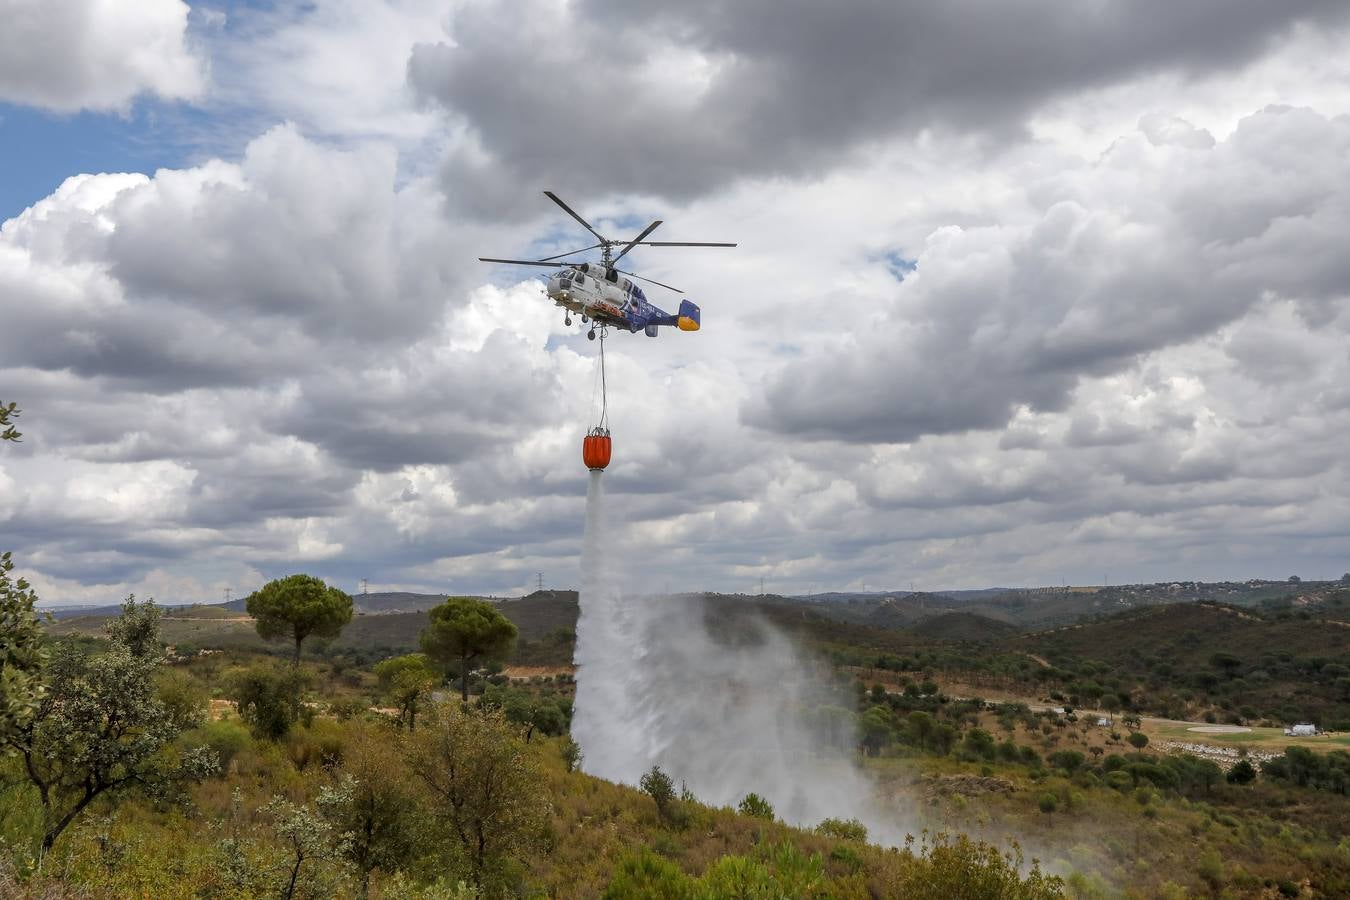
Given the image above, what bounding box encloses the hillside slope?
[910,611,1020,642]
[1006,602,1350,726]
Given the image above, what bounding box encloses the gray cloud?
[0,0,203,112]
[745,106,1350,444]
[408,0,1349,207]
[5,5,1350,602]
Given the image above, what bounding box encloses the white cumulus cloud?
[0,0,204,112]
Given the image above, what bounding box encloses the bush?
[602,850,691,899]
[284,719,346,771]
[1227,759,1257,785]
[1048,750,1085,773]
[184,720,252,772]
[328,696,369,721]
[882,833,1064,898]
[1105,771,1133,793]
[227,664,311,740]
[816,818,868,842]
[1197,848,1225,888]
[560,736,583,773]
[737,793,775,820]
[640,766,677,823]
[1037,793,1057,821]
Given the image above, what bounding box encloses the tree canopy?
[3,596,217,853]
[420,597,517,701]
[375,653,440,731]
[404,703,548,890]
[247,574,354,663]
[0,552,47,747]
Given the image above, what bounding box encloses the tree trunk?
[294,634,303,665]
[43,787,99,853]
[460,651,470,702]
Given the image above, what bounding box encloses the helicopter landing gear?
[580,314,589,323]
[564,315,572,326]
[587,328,596,341]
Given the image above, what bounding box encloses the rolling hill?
[1004,601,1350,726]
[910,611,1021,642]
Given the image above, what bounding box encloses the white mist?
[571,470,905,841]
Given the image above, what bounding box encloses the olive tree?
[404,703,549,889]
[247,574,353,664]
[420,597,517,702]
[265,786,355,900]
[3,597,217,854]
[325,725,426,898]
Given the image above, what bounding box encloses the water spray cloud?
[571,470,909,841]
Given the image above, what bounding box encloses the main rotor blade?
[611,220,663,266]
[630,241,737,247]
[537,242,604,262]
[478,257,567,268]
[618,269,683,293]
[544,191,606,243]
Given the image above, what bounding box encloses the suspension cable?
[597,326,609,432]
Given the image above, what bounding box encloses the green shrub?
[738,793,775,820]
[639,766,676,823]
[816,818,868,842]
[183,720,252,772]
[283,719,346,771]
[602,850,692,899]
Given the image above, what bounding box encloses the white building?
[1285,723,1317,736]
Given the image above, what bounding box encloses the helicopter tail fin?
[676,299,700,331]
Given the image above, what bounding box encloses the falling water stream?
[571,470,905,840]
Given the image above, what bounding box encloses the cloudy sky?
[3,0,1350,605]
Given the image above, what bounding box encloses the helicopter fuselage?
[547,264,699,337]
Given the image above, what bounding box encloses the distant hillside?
[48,590,584,665]
[350,591,446,614]
[789,580,1348,633]
[1006,601,1350,726]
[1016,601,1349,662]
[863,593,959,630]
[163,604,249,620]
[496,591,579,639]
[911,611,1020,642]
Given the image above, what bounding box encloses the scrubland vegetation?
[2,580,1350,895]
[2,590,1072,898]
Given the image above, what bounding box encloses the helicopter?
[479,191,736,340]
